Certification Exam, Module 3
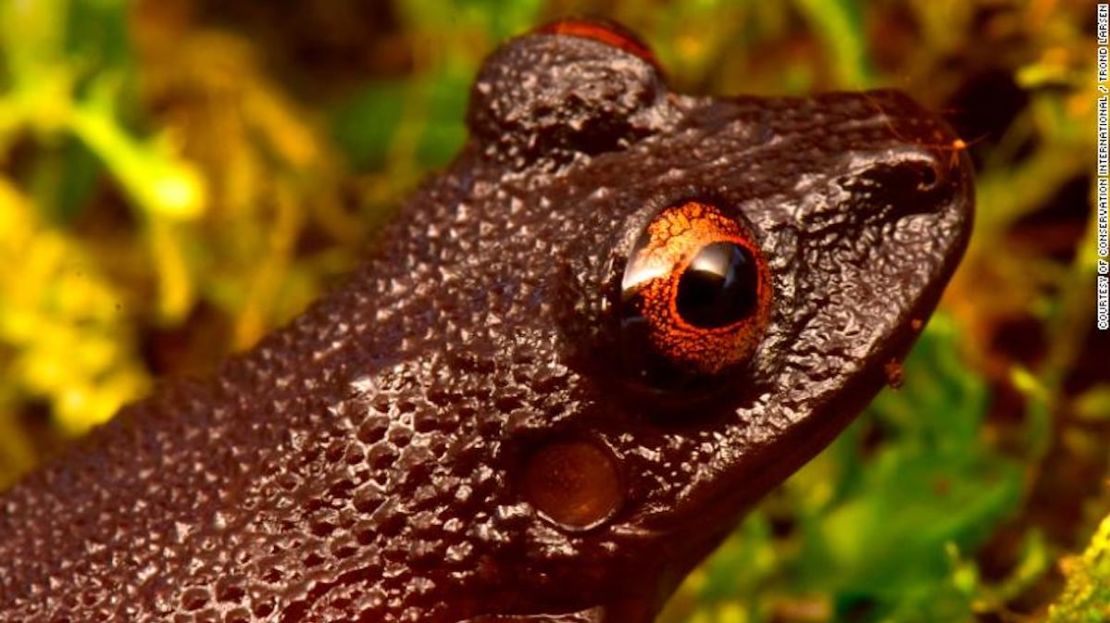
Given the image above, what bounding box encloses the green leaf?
[331,81,407,170]
[787,317,1022,620]
[792,0,873,88]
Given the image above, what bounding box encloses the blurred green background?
[0,0,1105,620]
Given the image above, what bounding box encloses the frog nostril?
[915,160,941,192]
[878,155,949,194]
[843,152,963,218]
[893,155,948,195]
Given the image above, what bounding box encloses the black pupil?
[675,241,758,328]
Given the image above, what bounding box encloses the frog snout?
[851,142,973,218]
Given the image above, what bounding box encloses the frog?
[0,19,974,623]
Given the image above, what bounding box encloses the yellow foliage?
[1049,513,1110,622]
[0,180,150,441]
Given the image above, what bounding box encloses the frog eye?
[535,18,659,69]
[619,201,772,388]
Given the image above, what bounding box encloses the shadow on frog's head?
[439,19,974,617]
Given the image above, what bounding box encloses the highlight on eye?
[619,200,771,385]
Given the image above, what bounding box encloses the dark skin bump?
[884,359,905,389]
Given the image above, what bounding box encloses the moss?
[1049,514,1110,623]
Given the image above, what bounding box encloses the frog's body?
[0,23,973,622]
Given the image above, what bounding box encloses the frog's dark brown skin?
[0,23,974,623]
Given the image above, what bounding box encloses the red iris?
[535,19,659,69]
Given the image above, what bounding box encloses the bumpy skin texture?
[0,28,973,623]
